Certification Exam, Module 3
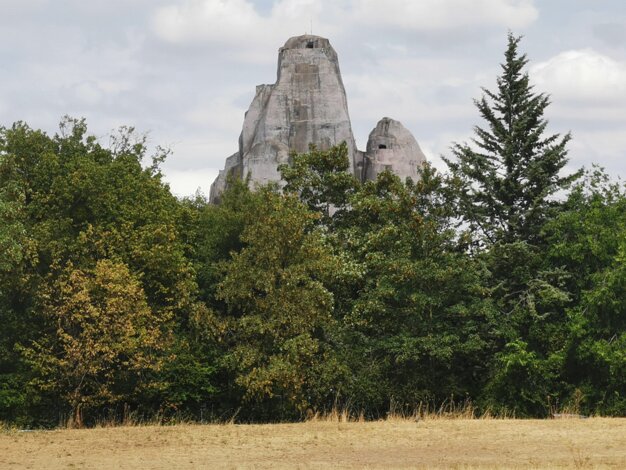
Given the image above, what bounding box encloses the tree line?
[1,35,624,427]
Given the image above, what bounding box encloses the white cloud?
[161,167,218,197]
[183,94,247,133]
[151,0,538,55]
[569,129,626,172]
[165,136,237,171]
[352,0,538,32]
[74,82,104,106]
[528,50,626,178]
[152,0,262,45]
[150,0,329,60]
[532,49,626,104]
[0,0,50,18]
[530,48,626,172]
[344,55,484,137]
[346,72,475,124]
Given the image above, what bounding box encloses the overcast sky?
[1,0,625,196]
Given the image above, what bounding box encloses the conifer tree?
[445,33,581,245]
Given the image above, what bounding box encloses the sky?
[1,0,625,196]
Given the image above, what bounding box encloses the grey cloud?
[593,23,626,49]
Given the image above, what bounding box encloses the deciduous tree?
[23,260,168,427]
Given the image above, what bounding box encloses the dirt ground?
[1,418,625,469]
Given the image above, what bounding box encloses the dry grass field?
[1,417,625,469]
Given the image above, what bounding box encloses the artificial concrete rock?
[362,117,427,182]
[210,35,426,202]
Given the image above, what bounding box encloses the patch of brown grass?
[1,417,625,469]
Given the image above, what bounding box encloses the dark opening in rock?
[306,41,314,48]
[378,144,387,149]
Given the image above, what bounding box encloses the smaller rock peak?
[362,117,427,182]
[282,35,332,51]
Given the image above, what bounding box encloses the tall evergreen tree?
[444,35,584,415]
[445,33,580,246]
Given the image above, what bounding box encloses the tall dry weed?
[307,397,487,423]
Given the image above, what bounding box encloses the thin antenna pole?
[310,18,313,35]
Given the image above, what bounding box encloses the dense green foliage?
[1,35,624,426]
[0,118,215,426]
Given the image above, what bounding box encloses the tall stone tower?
[210,35,426,203]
